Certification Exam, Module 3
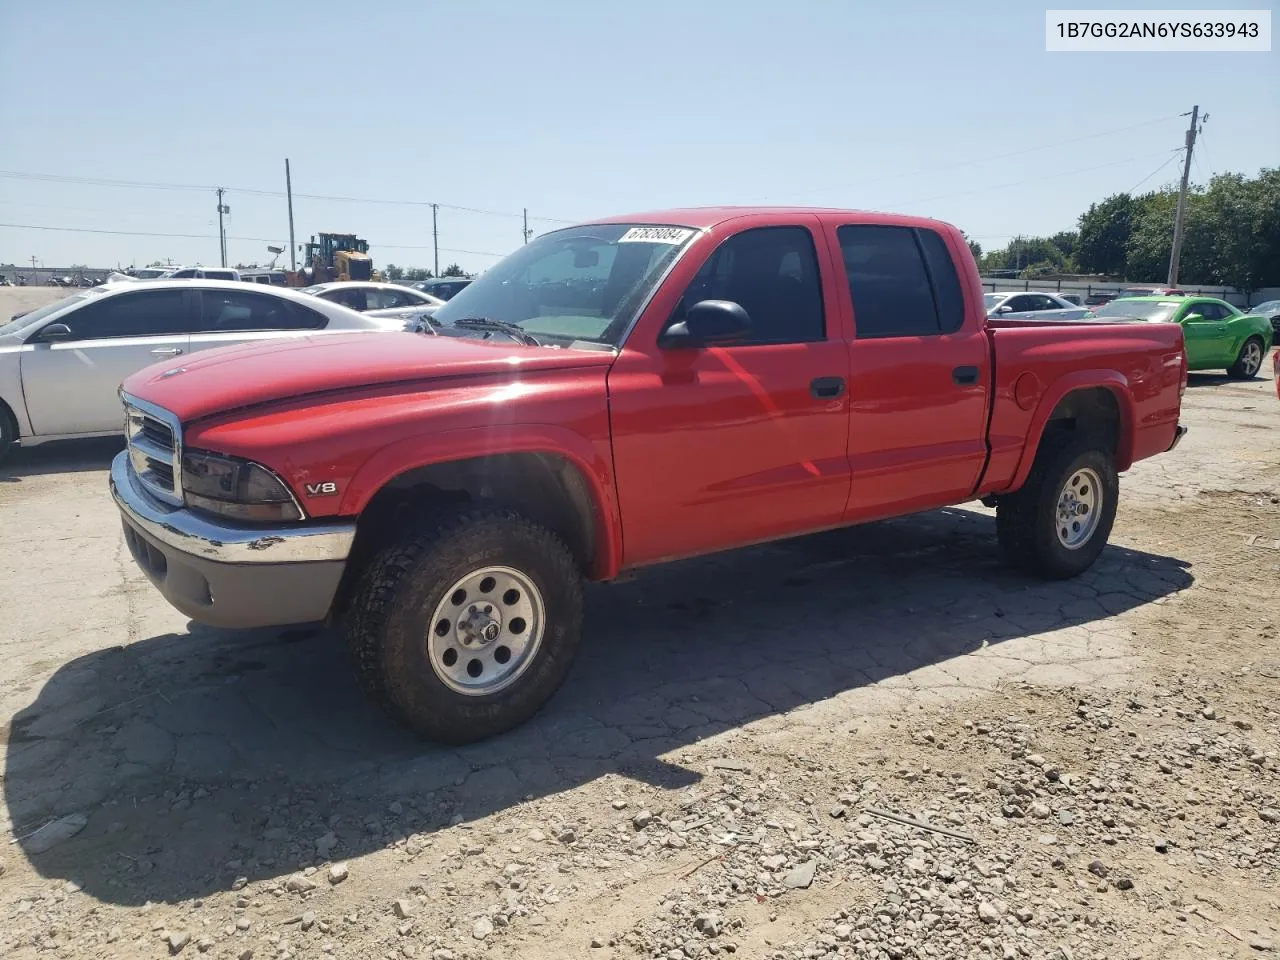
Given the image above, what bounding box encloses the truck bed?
[981,317,1186,495]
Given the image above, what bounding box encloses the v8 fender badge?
[305,481,339,497]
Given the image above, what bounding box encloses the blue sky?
[2,0,1276,272]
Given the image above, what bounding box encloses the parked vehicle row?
[0,281,405,455]
[109,206,1188,744]
[1250,299,1280,339]
[1090,296,1273,378]
[412,277,472,300]
[984,291,1092,320]
[302,281,444,313]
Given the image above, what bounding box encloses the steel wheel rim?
[1242,340,1262,375]
[427,565,545,696]
[1055,466,1102,550]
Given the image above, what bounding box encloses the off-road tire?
[1227,336,1265,380]
[996,435,1119,580]
[346,506,584,743]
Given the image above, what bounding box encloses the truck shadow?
[0,437,124,481]
[4,506,1192,905]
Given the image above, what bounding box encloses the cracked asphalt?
[1,369,1277,959]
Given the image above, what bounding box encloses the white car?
[302,281,444,313]
[984,292,1092,321]
[0,280,405,455]
[161,266,242,281]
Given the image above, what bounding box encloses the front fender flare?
[339,423,623,580]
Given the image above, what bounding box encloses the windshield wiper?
[450,316,540,346]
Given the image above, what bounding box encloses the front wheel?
[1228,336,1265,379]
[346,507,584,743]
[996,437,1119,579]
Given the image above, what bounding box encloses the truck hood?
[122,331,616,423]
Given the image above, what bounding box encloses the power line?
[1124,150,1185,194]
[0,221,508,258]
[1197,129,1215,181]
[885,150,1174,208]
[767,113,1186,201]
[0,198,217,224]
[0,169,575,224]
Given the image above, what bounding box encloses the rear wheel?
[347,506,584,743]
[997,435,1118,579]
[1228,336,1265,379]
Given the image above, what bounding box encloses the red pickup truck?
[112,208,1188,742]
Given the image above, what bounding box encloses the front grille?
[138,416,174,450]
[124,397,183,506]
[146,458,175,489]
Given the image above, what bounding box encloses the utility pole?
[285,159,297,271]
[216,187,230,267]
[431,203,439,276]
[523,208,533,244]
[1167,105,1202,287]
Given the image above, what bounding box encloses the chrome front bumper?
[110,451,356,627]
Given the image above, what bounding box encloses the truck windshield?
[1090,300,1180,322]
[430,223,698,347]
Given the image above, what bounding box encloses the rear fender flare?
[340,423,623,580]
[1010,371,1136,491]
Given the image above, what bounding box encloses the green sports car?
[1090,296,1274,379]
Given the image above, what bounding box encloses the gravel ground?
[0,286,79,319]
[0,366,1276,960]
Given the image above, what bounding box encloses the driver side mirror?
[662,299,752,347]
[1182,313,1204,323]
[35,322,72,342]
[995,304,1013,314]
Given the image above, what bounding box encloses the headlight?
[181,450,303,523]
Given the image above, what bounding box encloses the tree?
[1198,168,1280,292]
[1075,194,1137,276]
[442,263,467,277]
[383,263,404,281]
[1124,188,1215,283]
[961,231,982,262]
[1048,231,1078,261]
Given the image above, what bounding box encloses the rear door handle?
[952,365,980,386]
[150,347,184,357]
[810,376,845,399]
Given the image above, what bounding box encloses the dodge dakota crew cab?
[111,208,1188,743]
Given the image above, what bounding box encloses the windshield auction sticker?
[618,226,695,244]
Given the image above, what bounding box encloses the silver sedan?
[302,281,444,313]
[985,292,1093,320]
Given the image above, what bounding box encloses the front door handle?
[810,376,846,399]
[952,365,980,386]
[150,347,184,357]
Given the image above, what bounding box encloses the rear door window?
[199,290,328,331]
[368,288,419,309]
[839,225,965,337]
